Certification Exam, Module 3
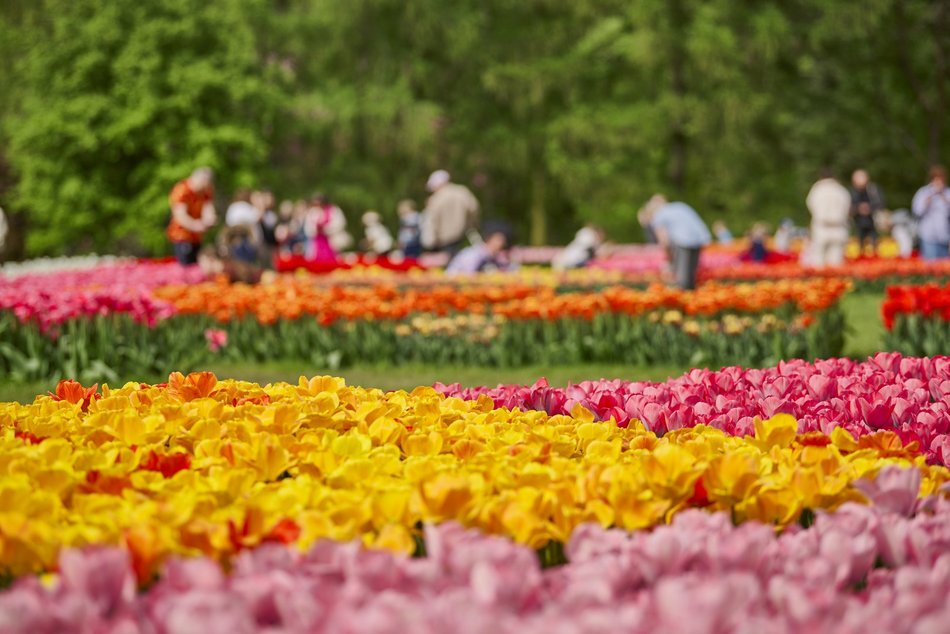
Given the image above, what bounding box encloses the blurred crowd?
[637,164,949,289]
[166,162,948,289]
[166,168,500,281]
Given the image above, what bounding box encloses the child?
[361,210,395,255]
[397,199,422,257]
[304,194,348,263]
[746,223,769,262]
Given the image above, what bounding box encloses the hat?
[426,170,450,192]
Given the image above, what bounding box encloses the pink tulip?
[204,329,228,352]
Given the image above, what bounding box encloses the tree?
[0,0,946,255]
[4,0,284,253]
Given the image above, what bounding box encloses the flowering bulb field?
[4,256,950,633]
[0,260,848,382]
[3,359,950,632]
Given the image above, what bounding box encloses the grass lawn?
[841,292,886,359]
[1,291,887,404]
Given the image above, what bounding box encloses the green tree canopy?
[1,0,947,254]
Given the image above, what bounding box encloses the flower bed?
[437,353,950,466]
[0,266,848,381]
[882,284,950,357]
[5,497,950,633]
[3,372,948,571]
[2,368,950,633]
[703,259,950,292]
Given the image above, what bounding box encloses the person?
[774,218,795,254]
[304,193,349,263]
[421,170,480,255]
[224,188,262,263]
[446,231,512,274]
[198,242,261,285]
[216,224,259,266]
[641,194,711,290]
[397,199,423,258]
[361,210,395,255]
[638,206,658,244]
[850,169,885,255]
[711,221,734,245]
[806,169,851,267]
[552,225,604,270]
[744,223,769,262]
[912,165,950,260]
[167,167,216,265]
[254,190,280,266]
[225,188,260,229]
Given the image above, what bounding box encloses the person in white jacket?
[806,169,851,267]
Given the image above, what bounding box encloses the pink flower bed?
[437,353,950,466]
[2,467,948,634]
[0,261,204,330]
[588,244,742,274]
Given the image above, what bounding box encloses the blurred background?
[0,0,946,257]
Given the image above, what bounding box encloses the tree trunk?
[668,0,688,193]
[529,163,547,246]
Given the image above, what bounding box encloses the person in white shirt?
[552,226,603,270]
[806,169,851,267]
[225,189,260,228]
[912,165,950,260]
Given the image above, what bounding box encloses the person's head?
[750,222,769,240]
[362,210,381,226]
[233,188,252,204]
[930,165,947,188]
[310,192,328,206]
[293,199,308,218]
[484,231,508,255]
[426,170,451,193]
[188,167,213,192]
[260,189,275,210]
[712,220,728,233]
[638,194,667,224]
[279,200,294,220]
[852,169,869,189]
[397,199,417,217]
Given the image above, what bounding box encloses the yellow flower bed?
[1,373,946,579]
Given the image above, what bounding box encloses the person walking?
[806,169,851,267]
[641,194,711,290]
[420,170,480,255]
[912,165,950,260]
[850,169,885,255]
[167,167,216,266]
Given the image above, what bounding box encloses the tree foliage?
[0,0,947,254]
